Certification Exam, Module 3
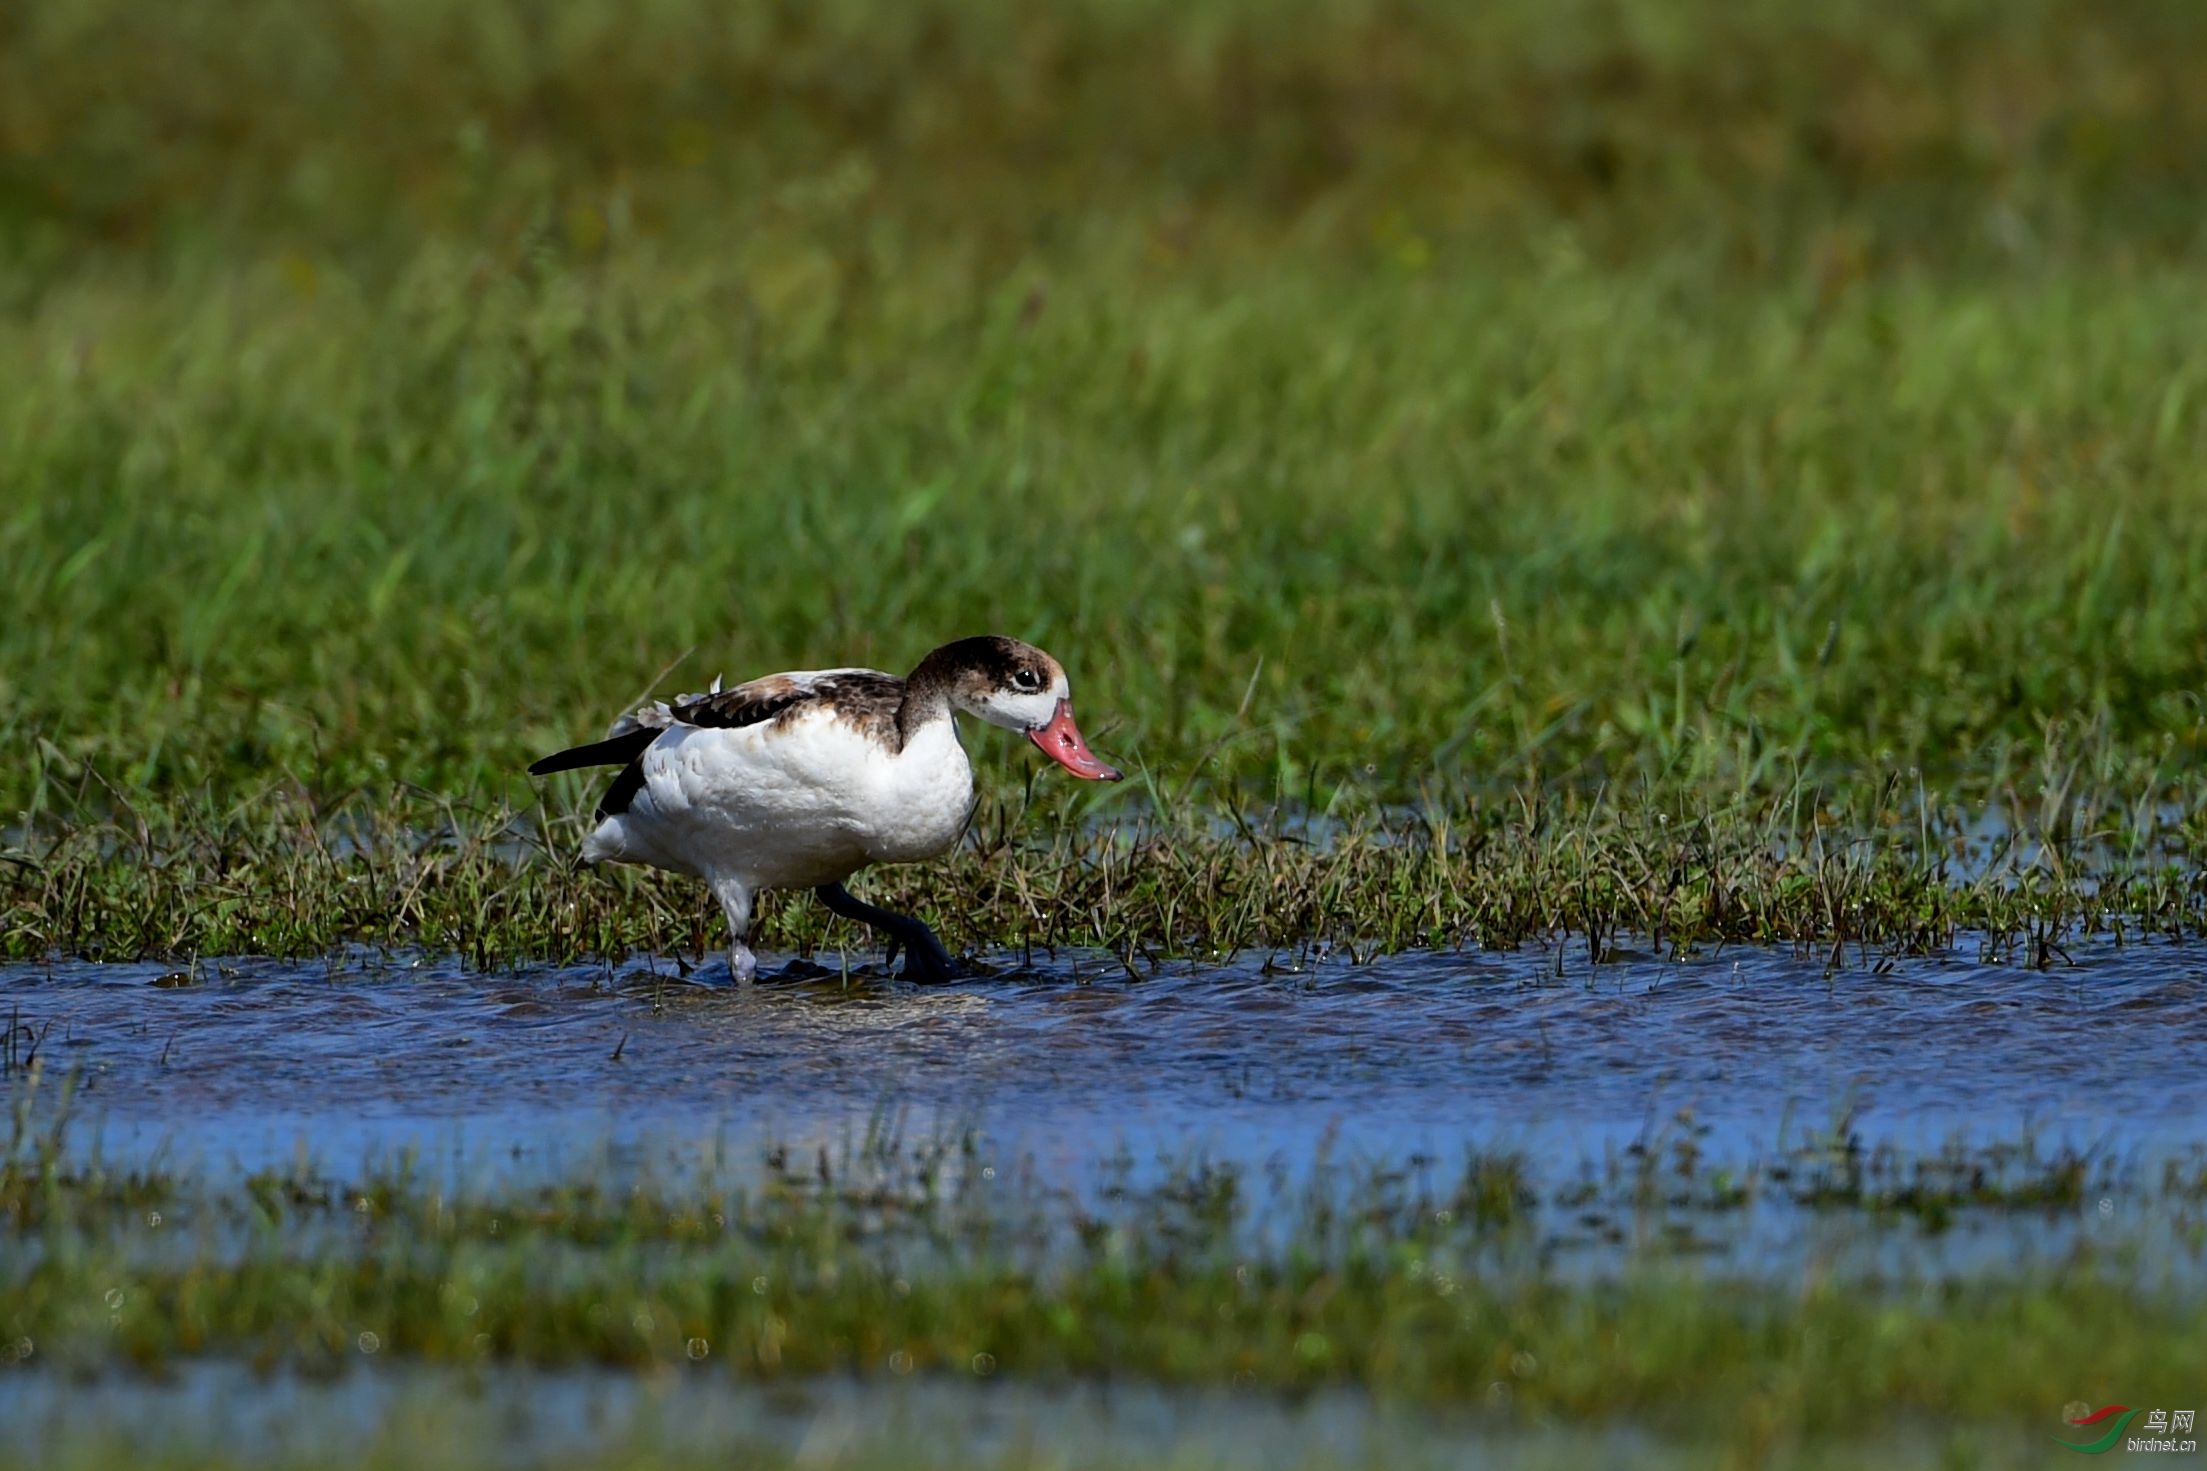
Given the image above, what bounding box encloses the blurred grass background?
[3,0,2204,821]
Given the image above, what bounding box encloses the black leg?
[816,882,960,983]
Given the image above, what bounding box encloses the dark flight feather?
[527,727,662,819]
[526,728,659,776]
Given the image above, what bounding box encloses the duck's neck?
[896,645,963,746]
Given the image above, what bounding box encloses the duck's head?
[927,635,1122,781]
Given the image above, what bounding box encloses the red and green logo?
[2054,1405,2142,1455]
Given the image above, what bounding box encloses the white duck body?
[581,670,976,890]
[531,635,1121,984]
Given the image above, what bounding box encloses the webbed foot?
[817,882,962,984]
[885,922,960,984]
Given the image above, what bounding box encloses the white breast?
[583,707,974,891]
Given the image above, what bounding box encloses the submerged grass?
[3,1094,2203,1433]
[3,0,2207,961]
[0,1379,2143,1471]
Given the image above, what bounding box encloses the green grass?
[4,0,2206,962]
[6,787,2205,965]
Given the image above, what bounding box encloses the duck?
[528,635,1122,983]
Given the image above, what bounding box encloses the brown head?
[908,635,1122,781]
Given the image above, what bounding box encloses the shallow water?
[6,935,2204,1182]
[0,1361,2031,1471]
[0,1368,1493,1469]
[4,940,2202,1464]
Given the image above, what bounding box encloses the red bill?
[1028,700,1122,781]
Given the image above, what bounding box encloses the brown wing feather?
[669,674,812,729]
[671,670,906,741]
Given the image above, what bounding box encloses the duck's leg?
[815,882,958,983]
[708,873,758,986]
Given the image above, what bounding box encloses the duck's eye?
[1013,668,1043,692]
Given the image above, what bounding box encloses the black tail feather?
[527,728,658,776]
